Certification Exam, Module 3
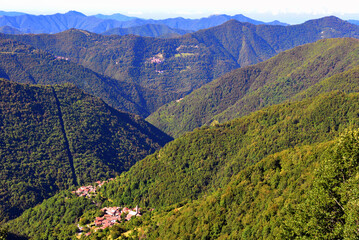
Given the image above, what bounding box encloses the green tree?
[0,225,8,240]
[286,129,359,239]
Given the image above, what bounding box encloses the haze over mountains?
[3,15,359,119]
[0,10,288,35]
[2,10,359,37]
[2,8,359,239]
[102,24,193,38]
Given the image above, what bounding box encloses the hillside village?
[72,179,114,198]
[78,206,142,237]
[4,10,359,240]
[72,179,145,237]
[95,206,141,228]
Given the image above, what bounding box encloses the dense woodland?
[2,15,359,240]
[5,90,359,239]
[0,38,169,117]
[0,79,171,222]
[3,16,359,118]
[122,129,359,239]
[148,38,359,137]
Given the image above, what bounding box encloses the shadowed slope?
[0,79,172,221]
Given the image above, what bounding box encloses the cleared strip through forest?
[51,87,78,186]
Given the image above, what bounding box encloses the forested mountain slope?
[0,79,172,222]
[147,38,359,137]
[100,91,359,209]
[6,91,359,239]
[128,129,359,239]
[133,140,332,239]
[0,38,177,117]
[101,24,193,38]
[0,26,22,34]
[1,27,241,104]
[4,16,359,118]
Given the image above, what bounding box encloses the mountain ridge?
[4,16,359,119]
[147,37,359,137]
[102,23,193,38]
[2,11,359,240]
[0,78,172,222]
[6,90,359,238]
[0,37,181,117]
[0,11,288,34]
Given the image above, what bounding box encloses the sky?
[1,0,359,24]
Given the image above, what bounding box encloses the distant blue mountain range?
[102,24,194,38]
[0,10,289,36]
[348,20,359,25]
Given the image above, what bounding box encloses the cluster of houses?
[78,206,142,237]
[55,56,69,61]
[176,98,184,103]
[94,206,141,229]
[72,178,114,198]
[149,56,163,64]
[73,179,146,237]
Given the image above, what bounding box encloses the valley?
[1,9,359,240]
[3,16,359,118]
[0,79,171,222]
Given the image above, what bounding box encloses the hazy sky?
[2,0,359,23]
